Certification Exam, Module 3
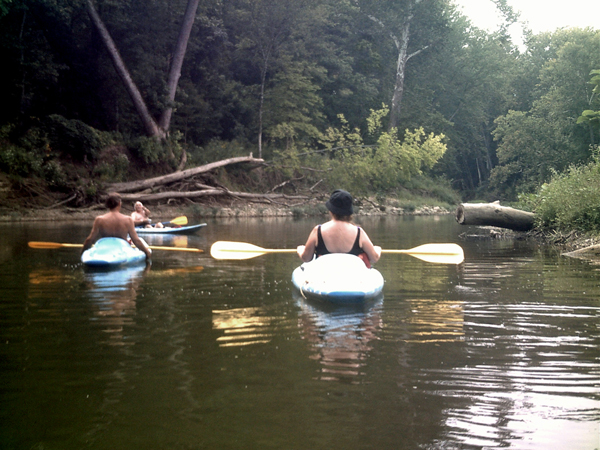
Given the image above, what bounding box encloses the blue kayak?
[135,223,207,235]
[81,237,147,267]
[292,253,384,303]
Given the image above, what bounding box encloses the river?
[0,215,598,450]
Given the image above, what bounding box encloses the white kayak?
[81,237,147,267]
[292,253,384,303]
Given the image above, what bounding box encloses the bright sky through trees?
[454,0,599,37]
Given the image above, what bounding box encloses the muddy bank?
[0,199,452,223]
[460,226,600,257]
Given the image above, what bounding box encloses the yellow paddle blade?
[28,241,202,253]
[210,241,296,260]
[28,241,82,249]
[382,243,464,264]
[148,245,202,253]
[169,216,188,226]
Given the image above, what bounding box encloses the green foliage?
[0,0,13,17]
[310,106,447,194]
[264,62,326,150]
[0,142,42,178]
[489,29,600,200]
[128,134,185,167]
[489,110,576,199]
[92,153,130,182]
[42,115,105,162]
[523,148,600,232]
[404,175,462,206]
[577,69,600,130]
[187,139,251,167]
[0,124,45,178]
[0,122,74,189]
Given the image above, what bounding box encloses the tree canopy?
[0,0,599,203]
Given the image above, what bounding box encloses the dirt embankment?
[3,194,599,258]
[0,201,451,223]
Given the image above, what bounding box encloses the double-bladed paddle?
[210,241,464,264]
[28,241,203,253]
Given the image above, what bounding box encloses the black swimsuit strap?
[315,225,362,257]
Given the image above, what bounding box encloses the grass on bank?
[517,149,600,234]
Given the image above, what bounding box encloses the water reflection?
[137,234,190,247]
[403,298,464,344]
[212,307,278,347]
[414,253,600,450]
[83,263,150,345]
[295,293,383,383]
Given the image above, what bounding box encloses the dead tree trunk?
[118,189,307,203]
[107,156,264,193]
[456,201,535,231]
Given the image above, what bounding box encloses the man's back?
[95,211,133,240]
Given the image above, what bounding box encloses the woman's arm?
[297,226,319,262]
[360,230,381,264]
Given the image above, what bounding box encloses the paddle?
[210,241,464,264]
[28,241,203,253]
[154,216,188,227]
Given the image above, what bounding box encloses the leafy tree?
[577,69,600,144]
[225,0,321,157]
[350,0,452,131]
[400,2,520,196]
[490,28,600,200]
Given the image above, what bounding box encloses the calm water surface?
[0,215,598,450]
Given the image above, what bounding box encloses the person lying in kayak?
[131,201,163,228]
[82,193,152,259]
[297,189,381,267]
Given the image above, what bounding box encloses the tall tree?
[86,0,200,142]
[225,0,314,157]
[351,0,450,131]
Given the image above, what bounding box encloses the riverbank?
[0,197,452,223]
[3,199,599,256]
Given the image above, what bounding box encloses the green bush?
[42,115,104,162]
[0,142,42,177]
[529,148,600,232]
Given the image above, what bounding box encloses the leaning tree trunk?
[158,0,201,133]
[456,201,535,231]
[107,155,264,193]
[86,0,165,140]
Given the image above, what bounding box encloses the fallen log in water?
[562,244,600,261]
[456,201,535,231]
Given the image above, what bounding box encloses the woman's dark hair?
[105,192,122,209]
[330,213,352,222]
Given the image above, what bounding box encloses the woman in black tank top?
[297,190,381,266]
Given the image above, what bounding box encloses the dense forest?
[0,0,598,209]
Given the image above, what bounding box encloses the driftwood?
[562,245,600,261]
[119,188,308,204]
[107,156,264,193]
[456,201,535,231]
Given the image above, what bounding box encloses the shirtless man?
[82,193,152,259]
[131,201,163,228]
